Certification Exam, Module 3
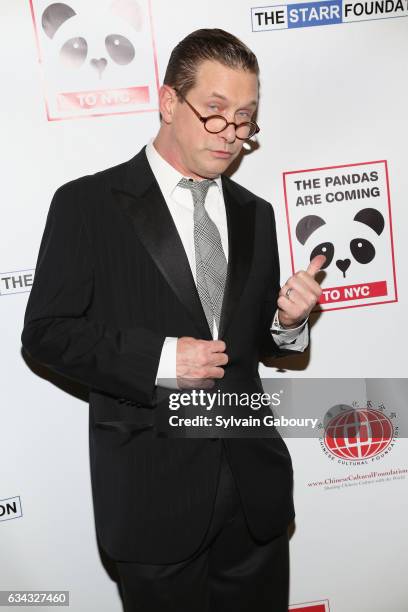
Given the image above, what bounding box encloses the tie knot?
[178,177,214,201]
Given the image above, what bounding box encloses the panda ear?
[109,0,143,31]
[42,3,76,39]
[354,208,385,236]
[296,215,326,245]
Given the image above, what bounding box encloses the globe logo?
[324,408,393,460]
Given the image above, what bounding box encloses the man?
[22,29,324,612]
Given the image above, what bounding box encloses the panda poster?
[283,160,397,311]
[30,0,159,120]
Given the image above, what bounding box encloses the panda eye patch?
[350,238,375,264]
[60,37,88,68]
[310,242,334,268]
[105,34,135,65]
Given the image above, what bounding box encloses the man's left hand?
[277,255,326,329]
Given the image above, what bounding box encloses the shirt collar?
[145,138,223,199]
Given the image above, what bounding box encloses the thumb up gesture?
[277,255,326,329]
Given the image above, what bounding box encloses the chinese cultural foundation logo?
[320,403,398,464]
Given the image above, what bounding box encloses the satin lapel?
[111,150,212,339]
[218,176,256,340]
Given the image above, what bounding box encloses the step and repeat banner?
[1,1,407,610]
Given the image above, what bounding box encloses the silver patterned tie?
[178,177,227,337]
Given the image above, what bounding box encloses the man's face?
[167,60,259,179]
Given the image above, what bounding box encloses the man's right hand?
[176,337,228,389]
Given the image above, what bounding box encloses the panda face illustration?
[295,208,385,279]
[41,1,146,83]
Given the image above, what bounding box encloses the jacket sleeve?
[21,181,165,405]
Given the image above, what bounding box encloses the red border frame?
[282,160,398,312]
[29,0,160,121]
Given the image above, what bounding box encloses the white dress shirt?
[144,140,308,384]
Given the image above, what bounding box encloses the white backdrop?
[1,1,407,610]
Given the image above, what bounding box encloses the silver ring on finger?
[285,287,293,300]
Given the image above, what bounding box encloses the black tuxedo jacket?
[21,146,297,564]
